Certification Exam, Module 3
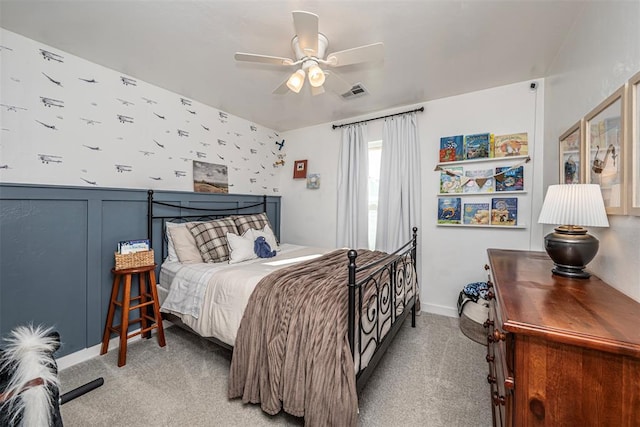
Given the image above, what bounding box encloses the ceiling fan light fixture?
[235,11,384,96]
[308,64,326,87]
[286,69,306,93]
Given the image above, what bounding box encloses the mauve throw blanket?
[228,249,386,426]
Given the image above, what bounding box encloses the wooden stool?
[100,264,166,366]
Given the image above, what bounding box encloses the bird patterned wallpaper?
[0,29,286,194]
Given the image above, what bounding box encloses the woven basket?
[459,298,489,345]
[114,249,154,270]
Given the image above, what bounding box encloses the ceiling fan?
[234,10,384,96]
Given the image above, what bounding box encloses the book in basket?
[118,239,150,254]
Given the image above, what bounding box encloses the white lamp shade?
[538,184,609,227]
[286,69,305,93]
[307,65,325,88]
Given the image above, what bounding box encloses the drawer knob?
[492,329,506,342]
[484,264,490,271]
[529,397,545,420]
[483,319,494,328]
[486,290,495,300]
[485,354,495,363]
[492,392,506,406]
[487,374,496,384]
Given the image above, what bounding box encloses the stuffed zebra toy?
[0,325,63,427]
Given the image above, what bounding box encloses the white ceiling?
[0,0,585,132]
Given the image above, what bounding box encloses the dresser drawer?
[485,271,514,426]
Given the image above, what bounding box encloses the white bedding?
[158,244,330,346]
[158,242,417,370]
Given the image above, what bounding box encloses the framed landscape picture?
[584,85,626,215]
[193,160,228,193]
[559,121,582,184]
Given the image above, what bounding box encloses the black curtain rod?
[331,106,424,130]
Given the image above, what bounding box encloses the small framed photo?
[584,85,626,215]
[307,173,320,189]
[293,160,307,179]
[559,121,582,184]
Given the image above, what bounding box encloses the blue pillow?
[254,236,276,258]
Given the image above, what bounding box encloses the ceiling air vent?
[341,83,368,100]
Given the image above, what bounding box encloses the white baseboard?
[421,304,458,318]
[57,321,173,371]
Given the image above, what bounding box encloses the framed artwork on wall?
[293,159,308,179]
[584,85,626,215]
[559,120,582,184]
[192,160,229,193]
[628,70,640,216]
[307,173,320,189]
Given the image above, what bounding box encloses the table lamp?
[537,184,609,278]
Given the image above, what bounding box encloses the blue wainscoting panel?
[0,198,88,355]
[0,183,281,358]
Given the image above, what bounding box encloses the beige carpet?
[59,313,491,426]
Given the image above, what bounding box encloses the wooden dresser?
[486,249,640,427]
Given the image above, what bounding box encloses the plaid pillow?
[188,218,238,263]
[233,212,271,235]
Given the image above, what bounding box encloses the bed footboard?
[348,227,418,393]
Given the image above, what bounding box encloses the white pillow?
[253,223,280,252]
[165,222,182,262]
[227,229,258,264]
[165,221,204,263]
[168,225,203,263]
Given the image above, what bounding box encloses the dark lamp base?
[551,265,591,279]
[544,226,599,280]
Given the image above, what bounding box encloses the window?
[368,140,382,249]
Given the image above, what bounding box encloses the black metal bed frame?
[146,190,418,392]
[348,228,417,392]
[147,190,268,261]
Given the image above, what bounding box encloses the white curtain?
[375,112,422,252]
[336,123,369,249]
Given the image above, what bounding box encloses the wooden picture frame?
[559,120,582,184]
[628,70,640,216]
[293,159,308,179]
[584,85,626,215]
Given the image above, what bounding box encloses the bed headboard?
[146,190,280,262]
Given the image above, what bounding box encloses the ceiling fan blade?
[235,52,294,66]
[310,85,325,96]
[323,70,353,96]
[326,42,384,67]
[292,11,319,56]
[272,76,291,95]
